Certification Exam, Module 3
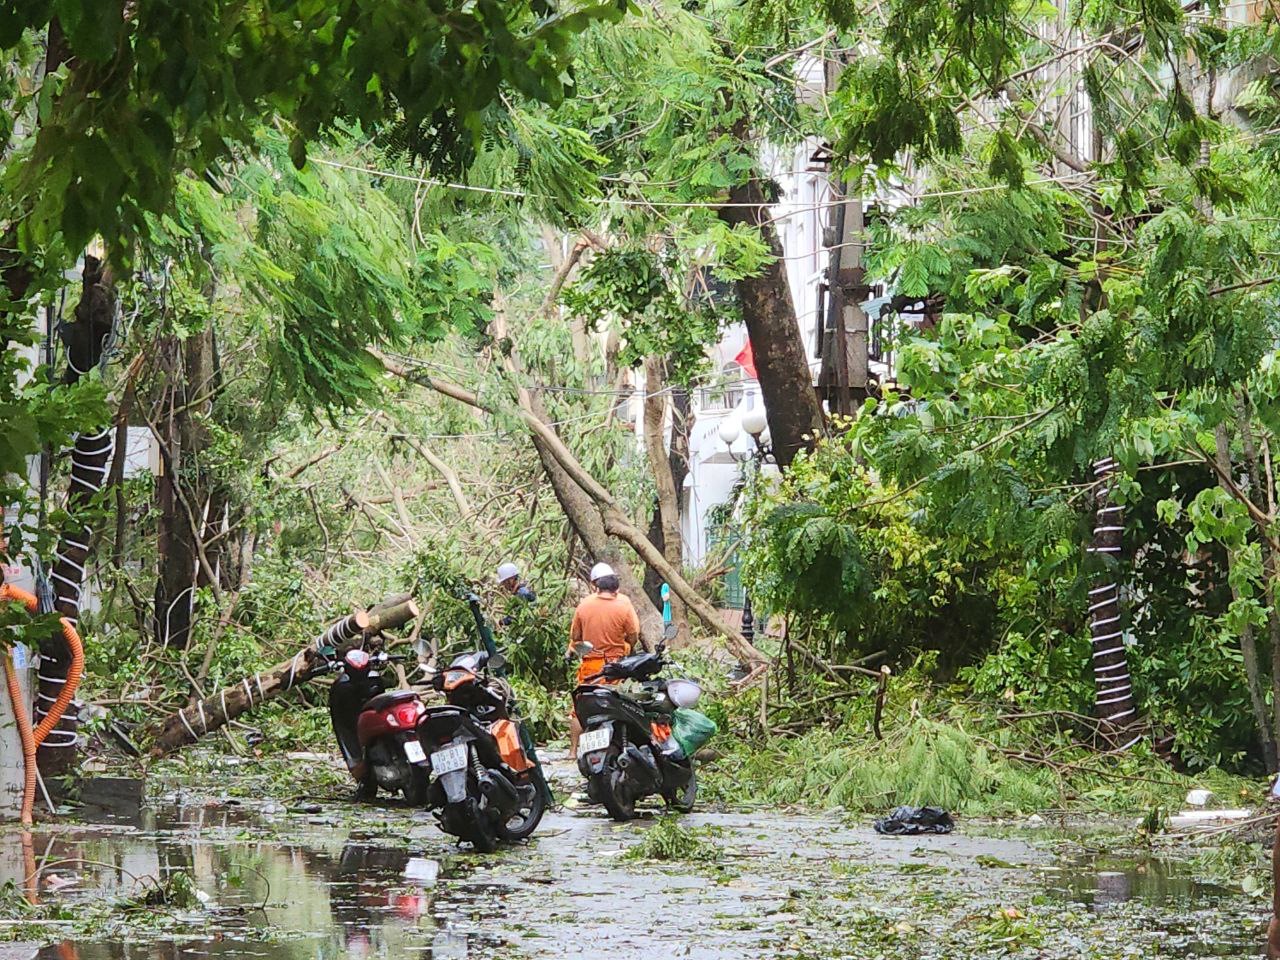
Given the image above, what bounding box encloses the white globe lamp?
[741,405,768,438]
[717,417,741,446]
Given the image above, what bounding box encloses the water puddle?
[1,803,507,960]
[1045,854,1237,912]
[0,791,1268,960]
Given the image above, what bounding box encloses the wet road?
[0,752,1268,960]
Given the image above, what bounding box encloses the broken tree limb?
[375,350,768,666]
[366,599,420,634]
[396,434,474,518]
[146,603,417,757]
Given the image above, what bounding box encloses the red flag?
[733,339,758,379]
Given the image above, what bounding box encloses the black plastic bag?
[873,805,954,835]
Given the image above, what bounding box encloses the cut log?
[366,599,419,635]
[145,604,416,758]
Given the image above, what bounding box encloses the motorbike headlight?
[666,679,702,707]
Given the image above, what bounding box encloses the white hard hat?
[496,562,520,583]
[589,562,616,583]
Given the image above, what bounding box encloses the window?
[699,361,746,412]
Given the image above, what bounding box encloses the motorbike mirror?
[488,653,507,673]
[571,641,594,658]
[662,621,677,642]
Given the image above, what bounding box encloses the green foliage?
[0,0,626,259]
[703,671,1260,815]
[744,433,1011,669]
[622,816,722,862]
[562,246,730,384]
[402,544,574,693]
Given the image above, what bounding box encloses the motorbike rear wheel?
[404,766,430,806]
[497,768,547,841]
[602,767,638,822]
[585,772,606,806]
[667,769,698,813]
[465,797,499,853]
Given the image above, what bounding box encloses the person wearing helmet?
[566,561,640,758]
[496,561,537,603]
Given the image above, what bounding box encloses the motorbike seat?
[602,652,663,681]
[363,690,421,712]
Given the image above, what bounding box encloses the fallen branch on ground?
[145,596,418,757]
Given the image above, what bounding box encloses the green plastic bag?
[672,707,717,757]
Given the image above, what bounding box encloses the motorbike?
[418,647,548,851]
[327,647,430,803]
[571,633,701,821]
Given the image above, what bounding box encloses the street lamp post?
[718,402,771,651]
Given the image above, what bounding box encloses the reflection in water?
[1048,855,1234,913]
[12,804,471,960]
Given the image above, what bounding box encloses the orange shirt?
[569,593,640,663]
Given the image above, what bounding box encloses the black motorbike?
[572,642,700,821]
[418,648,548,851]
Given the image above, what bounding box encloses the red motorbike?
[328,648,430,803]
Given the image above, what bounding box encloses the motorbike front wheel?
[497,769,547,841]
[356,772,378,802]
[602,767,638,822]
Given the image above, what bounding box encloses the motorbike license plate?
[578,725,612,755]
[431,744,468,774]
[404,738,426,764]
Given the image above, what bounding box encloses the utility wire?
[313,157,1092,211]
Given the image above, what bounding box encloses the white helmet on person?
[496,562,520,583]
[589,562,616,583]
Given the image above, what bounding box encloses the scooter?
[418,648,547,851]
[571,630,702,821]
[327,647,430,803]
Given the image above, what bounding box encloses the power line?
[314,157,1092,212]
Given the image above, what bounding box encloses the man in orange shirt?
[567,562,641,758]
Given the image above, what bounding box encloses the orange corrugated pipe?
[1,583,84,826]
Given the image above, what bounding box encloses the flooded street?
[0,753,1269,960]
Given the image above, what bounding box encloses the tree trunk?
[1086,456,1141,749]
[642,357,688,643]
[39,254,118,779]
[154,320,221,650]
[1215,421,1278,770]
[376,352,765,663]
[645,385,690,607]
[527,405,663,641]
[485,308,663,637]
[147,608,401,756]
[718,177,826,468]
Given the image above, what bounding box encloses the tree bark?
[1216,420,1278,770]
[1086,456,1142,749]
[154,318,221,650]
[146,609,394,756]
[39,254,118,779]
[485,308,663,637]
[642,357,688,643]
[645,385,690,607]
[376,352,767,665]
[718,176,826,468]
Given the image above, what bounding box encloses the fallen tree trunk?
[146,599,417,757]
[375,351,768,666]
[484,309,663,638]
